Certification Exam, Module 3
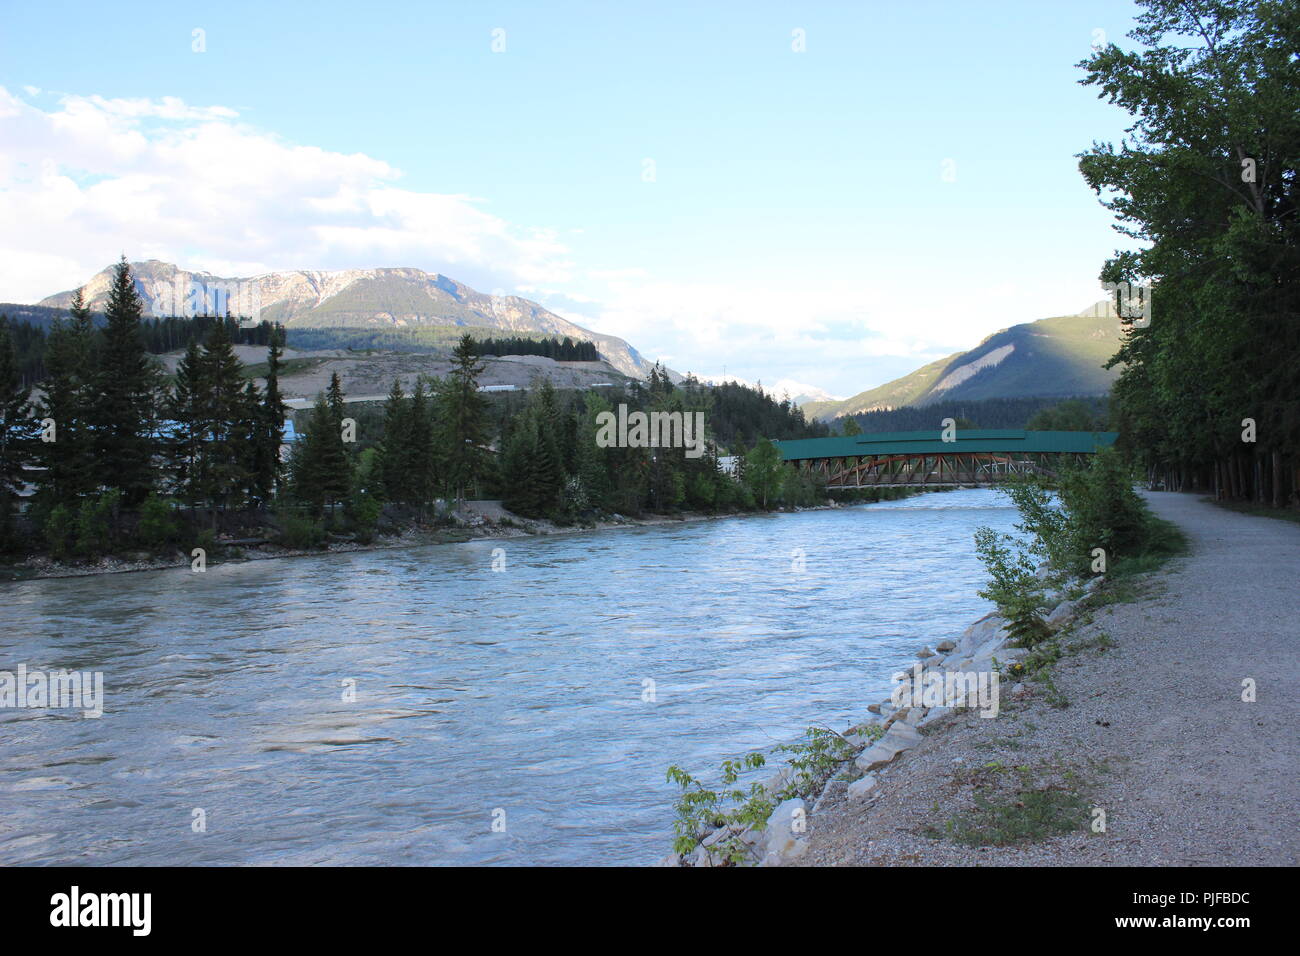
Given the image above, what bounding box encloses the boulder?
[854,722,923,772]
[846,772,879,801]
[917,705,952,728]
[765,798,809,863]
[916,646,935,659]
[1046,600,1077,628]
[936,639,957,653]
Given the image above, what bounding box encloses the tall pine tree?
[0,320,34,545]
[438,335,491,502]
[93,258,159,504]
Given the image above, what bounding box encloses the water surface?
[0,488,1016,865]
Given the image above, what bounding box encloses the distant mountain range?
[802,303,1124,422]
[35,260,655,379]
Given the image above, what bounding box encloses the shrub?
[973,526,1051,647]
[74,490,121,558]
[276,510,326,550]
[137,494,182,551]
[44,504,75,560]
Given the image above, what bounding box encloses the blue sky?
[0,0,1145,397]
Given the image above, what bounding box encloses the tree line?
[831,395,1111,436]
[0,310,282,390]
[0,259,290,556]
[0,260,832,560]
[1079,0,1299,506]
[471,335,598,361]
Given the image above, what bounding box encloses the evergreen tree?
[200,319,251,516]
[93,258,159,504]
[438,335,491,501]
[405,378,435,507]
[167,340,207,512]
[253,326,288,503]
[0,320,34,544]
[376,379,410,503]
[34,289,99,507]
[292,374,352,516]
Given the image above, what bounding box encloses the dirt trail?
[797,492,1300,866]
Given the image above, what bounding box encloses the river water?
[0,488,1017,866]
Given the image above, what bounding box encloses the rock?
[917,705,952,727]
[1011,682,1028,699]
[765,798,809,863]
[902,706,929,726]
[1081,575,1104,594]
[854,722,923,772]
[1046,600,1077,628]
[867,703,882,714]
[883,706,909,729]
[936,639,957,653]
[761,766,794,797]
[691,845,717,867]
[958,613,1008,654]
[656,852,682,867]
[916,647,935,659]
[846,773,879,801]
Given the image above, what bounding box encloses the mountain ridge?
[37,260,656,379]
[802,302,1124,422]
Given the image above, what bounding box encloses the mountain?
[803,303,1124,422]
[37,260,655,379]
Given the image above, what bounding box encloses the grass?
[925,762,1092,847]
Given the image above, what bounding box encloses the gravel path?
[796,492,1299,866]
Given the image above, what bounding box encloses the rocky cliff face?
[39,260,654,379]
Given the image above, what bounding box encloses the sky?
[0,0,1147,399]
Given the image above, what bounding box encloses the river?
[0,488,1018,865]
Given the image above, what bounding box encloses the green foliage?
[137,494,182,550]
[743,437,784,509]
[74,490,121,558]
[92,258,159,505]
[1055,448,1151,575]
[666,751,773,864]
[44,504,75,560]
[1078,0,1300,505]
[1026,398,1105,432]
[773,727,857,800]
[972,526,1051,648]
[274,507,327,550]
[438,334,491,501]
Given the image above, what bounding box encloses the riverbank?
[0,497,868,582]
[671,491,1298,866]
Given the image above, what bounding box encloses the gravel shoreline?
[789,491,1299,866]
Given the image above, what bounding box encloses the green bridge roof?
[773,429,1119,461]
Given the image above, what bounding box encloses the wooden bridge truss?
[795,451,1093,490]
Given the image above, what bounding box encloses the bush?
[74,490,121,558]
[276,509,326,550]
[345,491,382,544]
[137,494,183,551]
[1056,447,1151,573]
[44,504,75,560]
[973,526,1051,647]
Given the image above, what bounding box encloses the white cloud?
[0,86,574,301]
